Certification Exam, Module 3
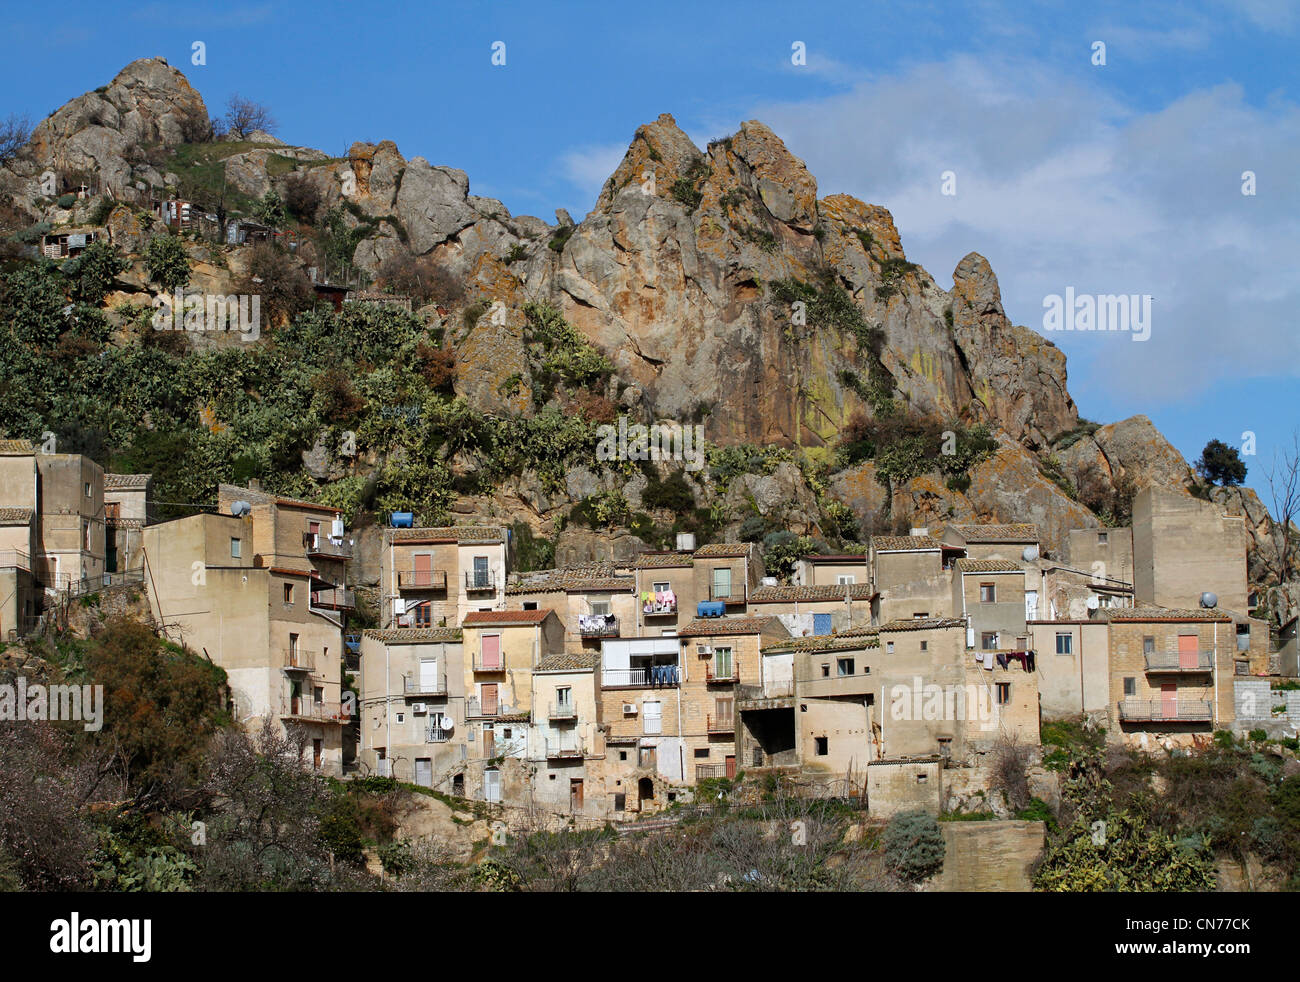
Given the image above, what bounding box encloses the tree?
[254,190,285,229]
[881,810,946,883]
[283,175,322,224]
[1196,439,1247,487]
[235,242,313,327]
[1265,429,1300,584]
[223,95,277,139]
[0,113,32,165]
[1034,809,1217,891]
[144,234,191,293]
[61,239,128,305]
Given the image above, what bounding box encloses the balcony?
[545,740,586,759]
[280,699,349,724]
[710,585,745,604]
[282,649,318,673]
[578,614,619,638]
[696,763,728,780]
[404,674,448,697]
[1144,651,1214,674]
[548,701,578,721]
[642,598,678,617]
[472,655,506,673]
[467,696,510,718]
[601,665,680,688]
[705,662,738,684]
[465,570,496,592]
[0,550,30,571]
[398,568,448,591]
[706,714,735,734]
[303,533,353,561]
[426,722,454,743]
[311,586,356,610]
[1117,699,1213,723]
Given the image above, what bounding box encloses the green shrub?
[882,810,945,883]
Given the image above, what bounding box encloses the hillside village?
[1,56,1298,892]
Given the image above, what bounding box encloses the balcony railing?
[303,533,353,560]
[710,585,745,604]
[696,763,728,780]
[472,655,506,673]
[642,598,678,616]
[706,714,735,734]
[1144,651,1214,673]
[311,586,356,610]
[280,699,349,724]
[1117,699,1213,722]
[398,569,448,591]
[465,570,496,592]
[545,740,586,759]
[601,665,681,688]
[404,674,448,696]
[426,723,454,743]
[549,701,578,721]
[282,649,317,672]
[706,662,738,683]
[578,614,619,637]
[0,550,30,571]
[467,697,510,718]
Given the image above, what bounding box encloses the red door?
[1178,634,1199,670]
[413,552,432,587]
[481,683,498,716]
[1161,683,1177,719]
[725,755,736,779]
[482,634,502,670]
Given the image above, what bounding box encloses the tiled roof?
[104,473,151,490]
[678,615,782,637]
[694,543,752,558]
[802,553,867,562]
[879,617,967,632]
[363,628,463,643]
[1097,605,1232,623]
[0,508,34,524]
[462,609,554,627]
[872,535,942,551]
[495,712,531,723]
[506,563,633,595]
[535,651,600,673]
[634,552,694,569]
[0,439,35,454]
[749,583,875,602]
[390,526,505,543]
[219,484,337,513]
[948,523,1038,542]
[763,632,879,653]
[954,559,1024,573]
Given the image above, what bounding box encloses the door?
[419,658,438,690]
[569,778,584,812]
[415,758,432,788]
[1025,590,1038,620]
[643,700,662,735]
[482,634,502,670]
[713,567,731,600]
[1161,683,1178,719]
[413,552,432,587]
[481,683,498,717]
[484,768,500,803]
[483,724,496,758]
[1178,634,1199,670]
[473,556,489,589]
[308,520,320,548]
[725,755,736,779]
[312,739,322,770]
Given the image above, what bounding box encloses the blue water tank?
[697,601,725,618]
[390,511,414,528]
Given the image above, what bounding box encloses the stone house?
[941,523,1040,562]
[527,652,609,817]
[379,524,512,629]
[952,559,1029,652]
[792,551,868,587]
[103,472,154,573]
[746,582,875,637]
[505,563,636,652]
[868,534,959,624]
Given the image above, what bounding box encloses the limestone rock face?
[1059,415,1193,491]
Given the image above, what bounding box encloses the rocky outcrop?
[1058,415,1193,492]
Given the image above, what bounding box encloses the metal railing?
[467,697,509,718]
[1117,699,1213,722]
[706,662,738,683]
[426,723,454,743]
[404,674,448,696]
[760,681,795,699]
[465,570,496,592]
[311,586,355,610]
[398,569,448,590]
[642,599,678,616]
[710,585,745,603]
[280,699,350,723]
[0,550,30,571]
[64,569,144,600]
[545,740,586,759]
[601,666,680,688]
[1144,651,1214,673]
[303,533,353,560]
[549,701,578,720]
[706,714,735,734]
[282,649,318,672]
[696,764,728,780]
[472,654,506,672]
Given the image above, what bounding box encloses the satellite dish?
[440,715,455,732]
[1200,592,1218,609]
[1022,545,1039,562]
[1086,595,1100,610]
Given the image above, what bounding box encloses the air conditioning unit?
[623,703,637,715]
[412,703,428,714]
[696,644,712,656]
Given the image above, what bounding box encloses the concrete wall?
[1066,526,1134,586]
[930,820,1046,891]
[1133,487,1248,613]
[1029,620,1110,718]
[866,759,943,817]
[872,550,952,623]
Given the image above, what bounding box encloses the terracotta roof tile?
[749,583,875,602]
[763,632,879,653]
[678,615,783,637]
[104,473,151,490]
[954,559,1024,573]
[535,651,600,673]
[506,563,633,595]
[390,526,505,543]
[872,535,942,551]
[694,543,753,558]
[363,627,463,643]
[879,617,968,632]
[462,609,554,626]
[0,508,34,524]
[1097,605,1232,623]
[0,439,35,454]
[634,552,694,569]
[948,523,1038,542]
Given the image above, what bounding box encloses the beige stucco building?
[379,525,512,629]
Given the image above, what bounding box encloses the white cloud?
[557,143,628,205]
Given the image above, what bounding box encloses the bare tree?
[223,95,278,139]
[1265,428,1300,586]
[0,113,32,165]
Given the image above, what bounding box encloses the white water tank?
[676,532,696,551]
[332,517,344,538]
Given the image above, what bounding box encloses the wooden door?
[413,552,432,586]
[570,778,584,811]
[482,634,502,670]
[1178,634,1199,670]
[725,755,736,779]
[1161,683,1178,719]
[481,683,498,716]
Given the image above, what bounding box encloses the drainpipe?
[1213,622,1219,729]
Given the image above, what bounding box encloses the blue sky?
[6,0,1298,493]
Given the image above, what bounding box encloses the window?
[1123,677,1136,697]
[916,773,928,784]
[1142,636,1155,655]
[821,663,830,677]
[1097,532,1108,545]
[653,581,670,594]
[619,751,627,761]
[614,793,626,811]
[283,583,294,604]
[713,646,733,679]
[837,657,855,677]
[937,737,952,758]
[556,686,572,711]
[523,601,538,610]
[396,712,405,724]
[230,537,241,558]
[981,632,998,650]
[84,482,91,498]
[712,567,732,599]
[472,555,489,588]
[836,574,856,585]
[920,640,928,652]
[643,701,662,735]
[886,641,895,654]
[414,604,431,627]
[913,612,929,619]
[814,736,828,756]
[1235,660,1249,676]
[1237,624,1251,652]
[694,748,710,759]
[590,600,610,617]
[714,697,733,722]
[980,583,996,603]
[995,682,1011,705]
[1055,632,1073,655]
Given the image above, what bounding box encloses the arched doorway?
[637,777,654,805]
